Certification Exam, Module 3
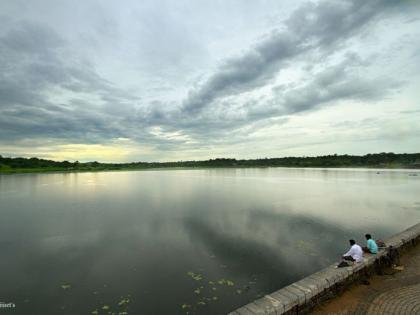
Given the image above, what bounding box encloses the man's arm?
[343,246,354,257]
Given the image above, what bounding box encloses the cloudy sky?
[1,0,419,162]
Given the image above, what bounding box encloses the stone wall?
[229,222,420,315]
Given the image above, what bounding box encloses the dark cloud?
[181,31,300,114]
[180,0,398,116]
[285,0,395,47]
[276,55,402,115]
[0,20,140,143]
[151,53,401,146]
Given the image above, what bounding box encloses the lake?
[0,168,419,314]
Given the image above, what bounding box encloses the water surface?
[0,168,419,314]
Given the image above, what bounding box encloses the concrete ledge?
[229,222,420,315]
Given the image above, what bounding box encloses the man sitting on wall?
[363,233,378,254]
[341,239,364,264]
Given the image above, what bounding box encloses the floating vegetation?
[181,271,251,315]
[90,293,131,315]
[181,304,191,309]
[216,278,234,286]
[187,271,203,281]
[184,271,255,314]
[60,284,71,290]
[118,298,130,306]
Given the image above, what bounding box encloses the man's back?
[367,239,378,254]
[352,244,363,262]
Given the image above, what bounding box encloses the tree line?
[1,153,419,172]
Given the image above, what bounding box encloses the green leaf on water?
[197,301,206,305]
[181,304,191,309]
[102,305,110,310]
[187,271,203,281]
[61,284,71,290]
[212,297,218,300]
[91,310,98,315]
[118,298,130,306]
[194,289,201,294]
[226,280,234,286]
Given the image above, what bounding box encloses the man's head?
[365,234,372,240]
[349,239,356,246]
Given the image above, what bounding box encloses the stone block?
[334,268,349,281]
[352,261,366,272]
[242,302,265,314]
[265,294,285,314]
[283,286,306,304]
[295,278,319,296]
[346,265,354,276]
[232,306,256,315]
[386,236,403,247]
[270,289,299,312]
[290,283,312,302]
[363,254,377,265]
[321,268,341,286]
[307,274,329,291]
[250,296,284,314]
[245,295,284,315]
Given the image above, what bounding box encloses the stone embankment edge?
[228,222,420,315]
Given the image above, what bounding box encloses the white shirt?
[343,244,363,263]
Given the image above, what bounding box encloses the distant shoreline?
[1,153,419,174]
[1,165,419,175]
